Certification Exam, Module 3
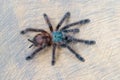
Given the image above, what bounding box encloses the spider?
[20,12,96,65]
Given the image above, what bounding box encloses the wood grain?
[0,0,120,80]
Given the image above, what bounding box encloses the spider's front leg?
[20,28,47,34]
[43,13,53,32]
[52,44,57,65]
[56,12,70,31]
[26,45,46,60]
[61,19,90,30]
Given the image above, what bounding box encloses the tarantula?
[20,12,96,65]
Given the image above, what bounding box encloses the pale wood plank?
[0,0,120,80]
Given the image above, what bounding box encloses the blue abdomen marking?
[52,31,63,42]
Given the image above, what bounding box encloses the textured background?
[0,0,120,80]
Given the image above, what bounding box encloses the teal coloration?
[52,31,63,42]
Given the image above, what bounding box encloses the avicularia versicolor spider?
[20,12,96,65]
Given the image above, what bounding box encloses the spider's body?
[20,12,96,65]
[34,32,52,46]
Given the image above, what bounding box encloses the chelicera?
[20,12,96,65]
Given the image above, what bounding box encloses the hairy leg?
[63,43,85,62]
[27,39,38,48]
[56,12,70,31]
[20,28,47,34]
[52,44,57,65]
[62,28,79,33]
[26,45,46,60]
[61,19,90,30]
[65,35,96,45]
[43,13,53,32]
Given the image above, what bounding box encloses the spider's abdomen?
[34,32,52,46]
[52,31,63,42]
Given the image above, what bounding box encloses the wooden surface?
[0,0,120,80]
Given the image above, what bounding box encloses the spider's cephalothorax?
[20,12,96,65]
[52,31,63,42]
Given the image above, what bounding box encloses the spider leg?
[28,39,38,47]
[56,12,70,31]
[52,44,57,65]
[26,45,46,60]
[63,43,85,62]
[28,39,35,48]
[28,39,34,43]
[29,44,34,48]
[73,39,96,45]
[60,19,90,30]
[20,28,47,34]
[66,35,96,45]
[62,28,79,33]
[43,13,53,32]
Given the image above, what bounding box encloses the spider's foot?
[51,60,55,66]
[26,56,33,60]
[85,40,96,45]
[43,13,47,17]
[74,29,80,33]
[20,30,26,34]
[80,19,90,24]
[75,54,85,62]
[66,12,70,17]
